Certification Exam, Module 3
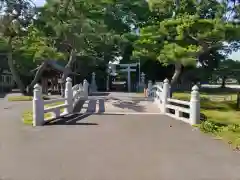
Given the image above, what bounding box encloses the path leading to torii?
[75,92,161,114]
[1,92,240,180]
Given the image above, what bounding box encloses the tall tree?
[16,25,66,90]
[37,0,130,94]
[0,0,36,93]
[134,0,240,84]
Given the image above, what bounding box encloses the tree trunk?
[26,62,48,94]
[7,37,25,94]
[237,92,240,109]
[171,63,182,85]
[169,63,182,97]
[221,76,226,88]
[61,49,76,97]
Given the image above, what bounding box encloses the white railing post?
[141,72,145,85]
[79,83,83,99]
[168,84,171,98]
[79,83,83,91]
[64,77,73,114]
[139,72,145,92]
[147,80,152,97]
[90,72,97,93]
[33,84,44,126]
[190,85,200,125]
[83,79,89,99]
[162,79,170,114]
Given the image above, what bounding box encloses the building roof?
[31,60,80,76]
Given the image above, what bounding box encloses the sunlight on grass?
[8,95,50,101]
[173,91,240,149]
[22,101,65,125]
[8,96,33,101]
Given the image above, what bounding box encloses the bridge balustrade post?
[168,84,171,98]
[139,72,145,92]
[190,85,200,125]
[162,79,169,114]
[33,84,44,126]
[65,77,73,114]
[147,80,152,97]
[79,83,83,91]
[83,79,89,99]
[90,72,97,93]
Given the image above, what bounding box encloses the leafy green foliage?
[0,0,36,38]
[12,25,65,74]
[37,0,126,65]
[134,0,240,69]
[1,0,240,91]
[199,120,223,134]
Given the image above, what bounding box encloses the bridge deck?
[75,92,161,114]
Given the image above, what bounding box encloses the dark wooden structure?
[0,54,14,93]
[237,92,240,109]
[32,60,79,94]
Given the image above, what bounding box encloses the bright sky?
[229,50,240,61]
[33,0,45,7]
[33,0,240,61]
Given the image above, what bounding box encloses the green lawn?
[8,95,33,101]
[22,101,65,125]
[8,95,49,101]
[173,91,240,149]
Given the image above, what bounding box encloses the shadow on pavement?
[73,99,102,113]
[45,113,98,126]
[73,99,86,113]
[105,97,147,112]
[72,94,153,114]
[0,93,7,99]
[98,99,105,112]
[89,92,110,96]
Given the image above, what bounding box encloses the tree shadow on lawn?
[173,91,238,111]
[200,87,240,94]
[175,87,239,94]
[201,100,239,111]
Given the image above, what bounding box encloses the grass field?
[8,95,49,101]
[173,90,240,149]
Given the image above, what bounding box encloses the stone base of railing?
[148,79,201,125]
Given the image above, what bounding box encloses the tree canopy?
[1,0,240,93]
[134,0,240,84]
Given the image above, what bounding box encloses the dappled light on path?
[73,93,161,114]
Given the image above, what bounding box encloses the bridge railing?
[148,79,200,125]
[32,77,89,126]
[148,84,164,109]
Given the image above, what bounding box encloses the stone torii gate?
[107,63,139,92]
[119,63,138,92]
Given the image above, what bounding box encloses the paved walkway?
[0,92,240,179]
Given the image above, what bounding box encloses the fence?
[148,79,200,125]
[32,77,89,126]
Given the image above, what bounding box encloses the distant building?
[31,60,80,94]
[0,54,14,92]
